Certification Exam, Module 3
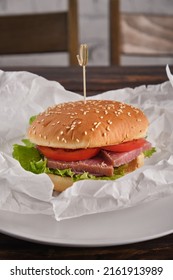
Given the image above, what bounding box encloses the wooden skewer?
[77,44,88,103]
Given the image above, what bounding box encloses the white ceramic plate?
[0,195,173,247]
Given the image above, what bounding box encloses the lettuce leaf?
[21,138,35,147]
[13,143,43,173]
[143,147,156,158]
[29,115,37,125]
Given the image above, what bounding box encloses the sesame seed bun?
[27,100,148,149]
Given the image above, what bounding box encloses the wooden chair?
[110,0,173,65]
[0,0,78,65]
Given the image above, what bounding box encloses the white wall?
[0,0,173,66]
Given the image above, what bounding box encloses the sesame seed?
[71,124,75,128]
[91,128,95,131]
[57,136,59,140]
[137,118,142,122]
[117,109,123,113]
[100,116,104,119]
[60,131,64,135]
[84,131,87,135]
[43,135,47,139]
[76,138,80,142]
[127,112,131,116]
[107,120,112,124]
[51,123,56,126]
[120,103,126,109]
[106,126,110,131]
[95,122,101,128]
[62,138,67,143]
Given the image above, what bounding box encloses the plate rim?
[0,226,173,247]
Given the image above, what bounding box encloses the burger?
[13,100,155,192]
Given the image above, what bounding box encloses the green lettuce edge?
[143,147,156,158]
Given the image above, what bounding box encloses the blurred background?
[0,0,173,66]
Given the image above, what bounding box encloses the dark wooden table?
[0,65,173,260]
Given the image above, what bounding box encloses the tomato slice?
[102,139,147,152]
[37,145,100,161]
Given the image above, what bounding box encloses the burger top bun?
[28,100,148,149]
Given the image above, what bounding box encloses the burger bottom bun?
[48,153,144,193]
[47,174,73,192]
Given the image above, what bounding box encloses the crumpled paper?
[0,67,173,221]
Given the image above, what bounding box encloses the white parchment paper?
[0,67,173,221]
